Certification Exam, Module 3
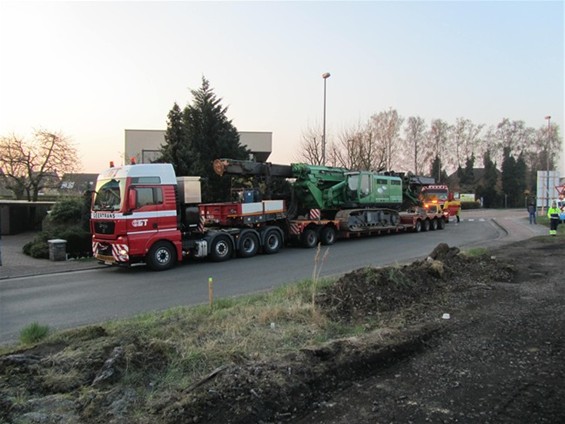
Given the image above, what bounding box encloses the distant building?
[124,129,273,165]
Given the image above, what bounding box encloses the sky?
[0,0,563,175]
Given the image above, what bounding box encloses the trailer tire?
[413,220,422,233]
[320,226,337,245]
[210,235,233,262]
[437,218,445,230]
[147,241,177,271]
[263,228,283,254]
[301,228,319,248]
[238,232,259,258]
[422,219,431,232]
[390,212,400,226]
[430,218,438,231]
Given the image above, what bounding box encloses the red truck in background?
[419,184,461,222]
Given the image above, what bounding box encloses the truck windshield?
[93,179,123,211]
[422,190,448,201]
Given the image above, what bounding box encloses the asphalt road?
[0,210,536,345]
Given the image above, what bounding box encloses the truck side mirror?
[448,193,454,201]
[128,189,137,211]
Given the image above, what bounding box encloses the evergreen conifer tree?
[481,150,500,207]
[160,103,191,175]
[161,77,249,202]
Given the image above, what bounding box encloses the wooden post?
[208,277,214,308]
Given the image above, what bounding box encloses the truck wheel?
[422,219,430,232]
[430,219,438,231]
[437,218,445,230]
[210,235,233,262]
[301,228,318,248]
[263,229,282,254]
[413,220,422,233]
[320,226,336,245]
[238,232,259,258]
[147,241,177,271]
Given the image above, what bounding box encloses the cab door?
[126,187,164,254]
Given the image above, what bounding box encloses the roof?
[59,173,99,192]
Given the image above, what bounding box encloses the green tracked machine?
[213,158,431,233]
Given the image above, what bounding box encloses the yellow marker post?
[208,277,214,308]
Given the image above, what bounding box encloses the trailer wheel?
[422,219,431,231]
[238,232,259,258]
[437,218,445,230]
[320,226,336,245]
[210,235,233,262]
[301,228,318,248]
[147,241,177,271]
[430,218,438,231]
[263,229,282,254]
[413,220,422,233]
[390,212,400,226]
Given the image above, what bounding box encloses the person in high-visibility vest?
[547,201,560,236]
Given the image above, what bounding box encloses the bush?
[58,227,92,258]
[28,242,50,259]
[22,197,93,259]
[20,322,50,344]
[47,198,83,224]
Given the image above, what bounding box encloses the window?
[132,176,161,184]
[136,187,163,208]
[360,174,371,197]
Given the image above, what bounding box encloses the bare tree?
[495,119,531,159]
[296,125,324,165]
[449,118,484,171]
[330,123,383,171]
[0,130,79,201]
[403,116,430,174]
[368,108,404,171]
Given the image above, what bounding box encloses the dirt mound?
[317,243,512,323]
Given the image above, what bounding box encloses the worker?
[547,201,560,236]
[527,201,537,225]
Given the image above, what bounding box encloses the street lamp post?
[322,72,331,165]
[545,115,551,212]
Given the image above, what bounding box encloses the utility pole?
[544,115,551,213]
[321,72,331,165]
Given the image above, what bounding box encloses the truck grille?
[94,221,115,235]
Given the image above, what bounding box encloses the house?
[59,173,98,195]
[446,167,502,195]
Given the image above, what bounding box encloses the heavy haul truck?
[420,184,461,222]
[90,160,444,270]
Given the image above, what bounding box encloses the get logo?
[131,219,148,227]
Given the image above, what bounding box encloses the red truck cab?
[91,163,195,269]
[420,184,461,222]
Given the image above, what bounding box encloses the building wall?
[125,129,166,164]
[125,129,272,164]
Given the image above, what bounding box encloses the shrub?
[23,197,94,259]
[28,242,50,259]
[58,227,92,258]
[47,198,83,224]
[20,322,50,344]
